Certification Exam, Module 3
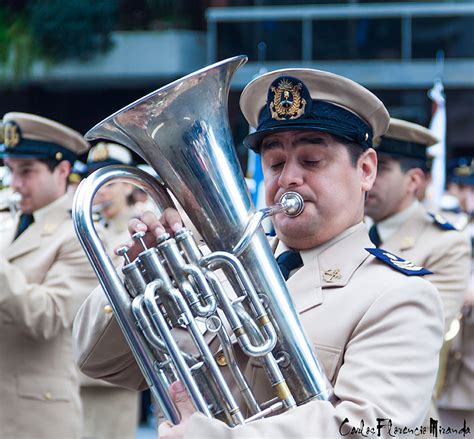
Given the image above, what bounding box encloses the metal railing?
[206,2,474,63]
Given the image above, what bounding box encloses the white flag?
[426,79,446,210]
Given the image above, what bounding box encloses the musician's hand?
[119,208,183,262]
[159,381,196,439]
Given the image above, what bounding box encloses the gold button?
[55,152,63,161]
[323,268,341,283]
[43,223,56,234]
[401,236,415,248]
[104,305,113,314]
[44,392,53,400]
[215,352,227,367]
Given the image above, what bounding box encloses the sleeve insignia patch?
[429,213,457,231]
[365,248,432,276]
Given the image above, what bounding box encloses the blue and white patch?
[429,213,457,231]
[365,248,432,276]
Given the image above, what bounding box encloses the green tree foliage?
[0,7,36,83]
[28,0,118,62]
[0,0,118,84]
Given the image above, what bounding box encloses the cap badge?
[270,78,306,121]
[454,161,473,177]
[4,121,21,148]
[91,143,109,162]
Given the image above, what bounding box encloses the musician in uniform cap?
[365,120,471,432]
[68,160,89,193]
[0,112,98,439]
[444,157,474,221]
[437,155,474,431]
[73,69,444,438]
[365,118,471,333]
[87,142,138,264]
[79,142,140,439]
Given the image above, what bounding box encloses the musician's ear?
[359,147,377,192]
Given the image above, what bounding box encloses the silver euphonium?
[73,56,331,426]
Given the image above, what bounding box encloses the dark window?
[412,16,474,59]
[313,18,401,60]
[217,21,302,61]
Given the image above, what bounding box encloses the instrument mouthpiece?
[279,192,304,217]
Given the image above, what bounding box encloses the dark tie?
[368,224,381,247]
[276,250,303,280]
[14,213,34,240]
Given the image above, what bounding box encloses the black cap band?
[377,137,427,161]
[448,157,474,185]
[87,158,135,174]
[0,138,77,163]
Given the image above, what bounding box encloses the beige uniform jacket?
[0,194,99,439]
[101,206,138,266]
[73,223,444,438]
[378,203,471,332]
[438,245,474,412]
[80,205,139,439]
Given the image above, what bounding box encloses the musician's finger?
[140,210,169,238]
[160,208,183,233]
[140,210,160,227]
[158,420,174,438]
[169,381,196,419]
[128,217,147,235]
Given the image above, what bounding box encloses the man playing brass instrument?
[73,69,444,438]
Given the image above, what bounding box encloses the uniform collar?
[381,202,429,251]
[33,192,69,223]
[274,222,363,259]
[275,223,372,313]
[376,200,419,243]
[315,223,372,287]
[6,193,72,260]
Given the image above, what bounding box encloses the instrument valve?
[115,246,131,265]
[132,231,148,250]
[156,232,171,245]
[174,227,189,238]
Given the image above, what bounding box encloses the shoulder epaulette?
[365,248,432,276]
[428,213,457,231]
[442,207,462,215]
